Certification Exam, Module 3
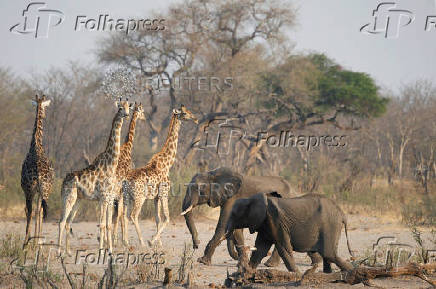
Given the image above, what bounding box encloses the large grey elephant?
[181,167,299,265]
[225,192,354,274]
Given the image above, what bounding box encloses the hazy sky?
[1,0,435,93]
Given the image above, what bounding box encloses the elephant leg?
[324,255,353,272]
[227,229,244,260]
[199,203,232,265]
[275,233,300,274]
[264,246,281,267]
[322,227,353,272]
[248,235,273,270]
[322,257,332,273]
[301,252,322,277]
[309,252,323,266]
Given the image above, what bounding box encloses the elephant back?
[241,175,296,198]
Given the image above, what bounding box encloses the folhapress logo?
[360,2,414,39]
[10,2,65,38]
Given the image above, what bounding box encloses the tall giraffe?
[122,105,198,246]
[112,102,145,245]
[58,100,131,255]
[21,94,54,246]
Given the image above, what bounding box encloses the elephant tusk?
[180,205,193,215]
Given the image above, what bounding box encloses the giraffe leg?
[99,201,107,250]
[122,195,130,246]
[149,197,162,247]
[24,193,33,247]
[113,196,123,246]
[38,198,44,245]
[151,196,169,246]
[130,198,145,246]
[34,195,41,245]
[65,200,80,256]
[58,186,77,255]
[106,199,114,253]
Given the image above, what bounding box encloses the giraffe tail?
[42,199,48,219]
[25,197,33,219]
[113,199,119,221]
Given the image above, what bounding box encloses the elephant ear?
[208,168,242,208]
[247,194,268,234]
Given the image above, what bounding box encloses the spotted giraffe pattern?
[58,101,131,255]
[112,102,145,244]
[21,94,54,245]
[122,105,198,247]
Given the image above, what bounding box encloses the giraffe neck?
[122,110,139,159]
[104,110,124,168]
[157,114,181,169]
[30,104,45,155]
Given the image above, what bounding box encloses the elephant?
[225,192,354,274]
[180,167,306,266]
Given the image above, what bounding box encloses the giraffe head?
[173,104,198,124]
[115,100,132,118]
[32,94,51,118]
[134,102,146,121]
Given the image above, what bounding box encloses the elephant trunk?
[184,210,200,249]
[224,219,234,240]
[227,234,239,260]
[182,191,200,249]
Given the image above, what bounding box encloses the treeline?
[0,0,434,223]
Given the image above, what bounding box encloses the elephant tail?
[343,216,355,258]
[281,179,293,196]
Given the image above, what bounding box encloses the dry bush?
[176,242,195,284]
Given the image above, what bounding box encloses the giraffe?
[58,100,131,255]
[21,94,54,246]
[121,104,198,247]
[112,102,145,245]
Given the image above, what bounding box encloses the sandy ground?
[0,214,435,288]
